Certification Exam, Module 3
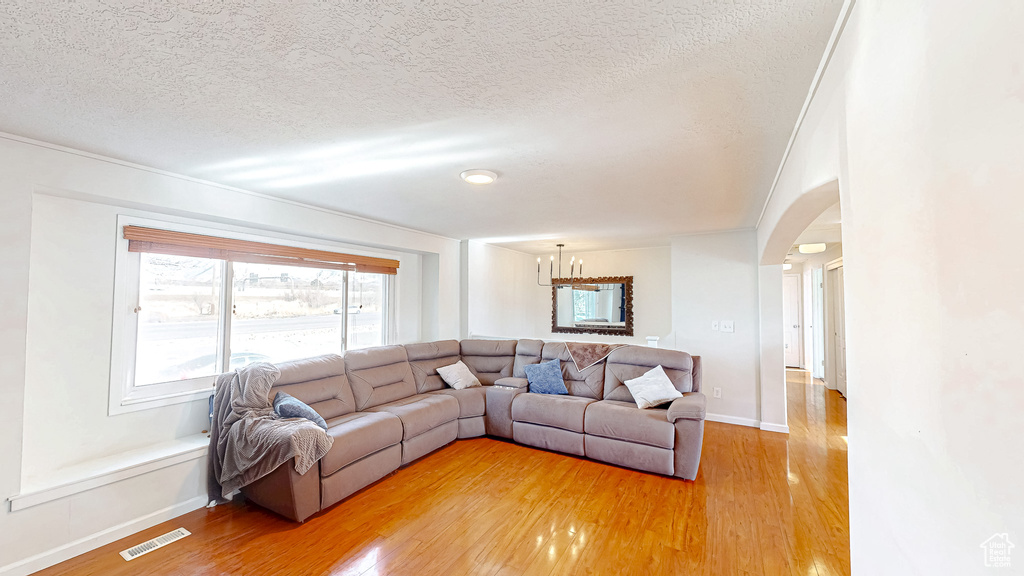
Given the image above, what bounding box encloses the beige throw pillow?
[436,360,481,390]
[624,365,683,409]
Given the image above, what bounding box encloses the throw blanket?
[565,342,626,372]
[208,363,333,501]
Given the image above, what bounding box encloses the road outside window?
[230,263,345,367]
[135,254,223,385]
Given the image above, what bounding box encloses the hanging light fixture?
[537,244,582,286]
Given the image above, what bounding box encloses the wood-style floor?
[35,371,848,575]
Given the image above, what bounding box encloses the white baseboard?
[0,495,208,576]
[705,413,760,428]
[759,422,790,434]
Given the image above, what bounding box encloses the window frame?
[109,215,396,415]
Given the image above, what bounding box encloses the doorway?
[828,263,847,397]
[783,274,803,368]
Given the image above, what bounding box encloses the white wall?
[672,231,762,424]
[0,134,461,574]
[757,0,1024,572]
[757,264,786,429]
[465,242,673,347]
[464,240,545,339]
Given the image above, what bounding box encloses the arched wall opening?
[757,178,843,432]
[760,179,840,265]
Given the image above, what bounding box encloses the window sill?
[8,433,210,512]
[109,386,214,416]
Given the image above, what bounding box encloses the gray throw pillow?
[273,392,328,430]
[524,358,568,395]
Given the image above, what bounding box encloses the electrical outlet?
[711,321,719,331]
[720,320,735,333]
[713,387,722,399]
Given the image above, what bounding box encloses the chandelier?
[537,244,583,287]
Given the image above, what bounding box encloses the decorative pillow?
[624,365,683,409]
[273,392,328,430]
[436,360,481,390]
[524,358,568,395]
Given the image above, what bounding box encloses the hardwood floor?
[35,375,848,576]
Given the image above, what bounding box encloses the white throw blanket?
[208,362,333,501]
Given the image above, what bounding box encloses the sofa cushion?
[273,392,328,430]
[624,365,683,409]
[584,400,676,450]
[512,339,544,378]
[604,346,695,403]
[524,359,568,395]
[405,340,461,393]
[320,411,404,477]
[511,393,596,433]
[271,354,355,421]
[345,345,418,411]
[428,387,486,418]
[460,339,516,385]
[366,393,460,440]
[541,342,605,399]
[436,360,481,390]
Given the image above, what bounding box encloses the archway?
[760,179,840,265]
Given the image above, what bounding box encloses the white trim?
[0,495,208,576]
[8,433,209,512]
[755,0,857,229]
[759,422,791,434]
[705,413,761,428]
[826,256,844,271]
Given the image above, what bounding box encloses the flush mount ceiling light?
[460,169,497,185]
[798,243,827,254]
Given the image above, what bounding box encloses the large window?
[111,219,397,413]
[230,262,347,367]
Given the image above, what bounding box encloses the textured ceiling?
[0,0,843,251]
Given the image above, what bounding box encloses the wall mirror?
[551,276,633,336]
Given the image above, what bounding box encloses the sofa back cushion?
[540,342,605,399]
[272,354,355,421]
[604,346,696,403]
[405,340,461,393]
[513,339,544,378]
[344,345,417,411]
[459,339,516,385]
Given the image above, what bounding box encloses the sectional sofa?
[241,339,706,522]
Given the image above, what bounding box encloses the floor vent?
[119,528,191,561]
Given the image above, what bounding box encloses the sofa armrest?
[240,458,321,522]
[494,377,529,390]
[667,392,706,422]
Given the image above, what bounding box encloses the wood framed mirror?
[551,276,633,336]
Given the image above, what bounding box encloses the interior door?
[812,267,825,379]
[835,266,847,397]
[783,274,803,368]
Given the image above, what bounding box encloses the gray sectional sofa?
[241,339,705,522]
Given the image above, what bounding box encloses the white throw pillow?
[624,365,683,409]
[436,360,481,390]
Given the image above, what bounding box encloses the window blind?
[123,226,399,275]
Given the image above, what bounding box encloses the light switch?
[720,320,735,333]
[711,321,719,331]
